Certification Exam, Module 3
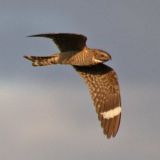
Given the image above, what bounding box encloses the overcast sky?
[0,0,160,160]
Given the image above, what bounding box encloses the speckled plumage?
[24,33,121,139]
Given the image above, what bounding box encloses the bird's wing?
[28,33,87,52]
[73,63,121,138]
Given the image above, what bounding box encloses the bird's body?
[25,47,110,66]
[24,33,121,139]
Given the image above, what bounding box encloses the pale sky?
[0,0,160,160]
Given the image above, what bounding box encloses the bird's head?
[92,49,112,64]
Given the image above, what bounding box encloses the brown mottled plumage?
[24,33,122,139]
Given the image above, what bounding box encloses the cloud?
[0,79,159,160]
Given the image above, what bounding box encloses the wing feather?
[73,63,121,138]
[28,33,87,52]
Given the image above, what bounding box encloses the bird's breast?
[59,49,95,66]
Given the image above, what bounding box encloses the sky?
[0,0,160,159]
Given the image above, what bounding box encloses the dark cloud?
[1,0,160,83]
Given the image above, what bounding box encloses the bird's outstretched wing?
[73,63,121,138]
[28,33,87,52]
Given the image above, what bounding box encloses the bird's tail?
[24,55,59,66]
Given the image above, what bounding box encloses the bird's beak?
[107,53,112,60]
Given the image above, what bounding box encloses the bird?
[24,33,121,139]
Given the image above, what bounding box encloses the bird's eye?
[101,54,106,58]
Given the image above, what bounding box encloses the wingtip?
[26,34,39,38]
[26,35,32,38]
[26,33,56,38]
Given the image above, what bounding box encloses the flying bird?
[24,33,121,138]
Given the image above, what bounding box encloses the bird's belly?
[59,51,93,66]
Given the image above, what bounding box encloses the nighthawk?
[24,33,121,138]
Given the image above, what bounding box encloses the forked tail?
[24,55,58,66]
